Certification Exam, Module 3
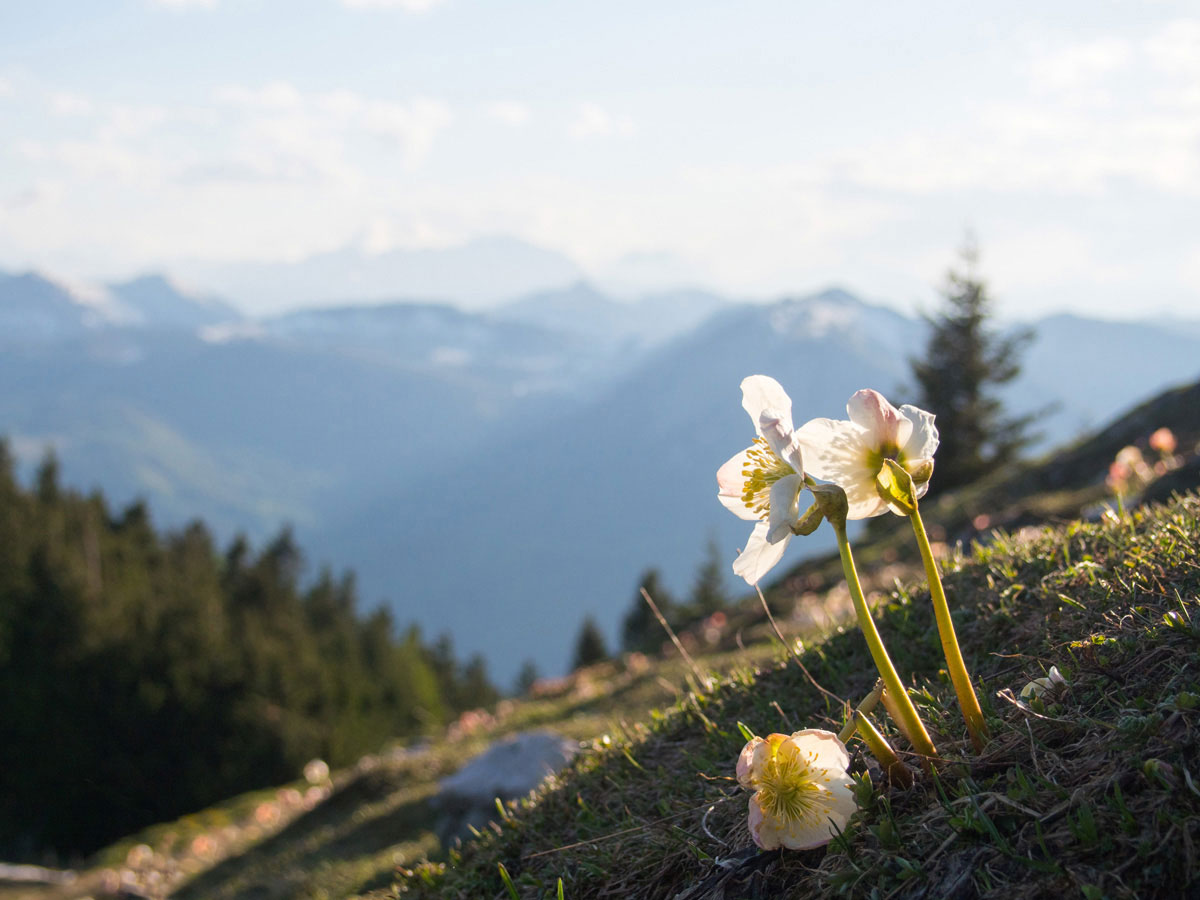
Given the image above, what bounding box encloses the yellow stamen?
[756,743,826,827]
[740,437,793,519]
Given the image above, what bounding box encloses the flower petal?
[792,417,861,481]
[766,474,803,543]
[747,794,781,849]
[776,813,839,850]
[788,728,851,773]
[759,411,805,475]
[847,389,912,450]
[899,404,938,461]
[741,375,793,436]
[717,449,760,521]
[732,521,790,586]
[736,737,765,789]
[794,418,888,518]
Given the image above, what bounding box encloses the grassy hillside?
[4,381,1198,900]
[396,490,1200,899]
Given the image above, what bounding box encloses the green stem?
[838,680,884,743]
[855,710,914,789]
[907,505,988,752]
[832,521,938,762]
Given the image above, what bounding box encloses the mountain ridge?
[3,267,1199,681]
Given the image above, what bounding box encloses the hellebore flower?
[735,729,857,851]
[1149,427,1177,457]
[717,375,809,584]
[1020,665,1067,700]
[798,389,938,519]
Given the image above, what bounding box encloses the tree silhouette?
[621,569,676,655]
[910,238,1037,491]
[572,615,610,669]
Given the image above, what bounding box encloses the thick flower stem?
[838,680,884,743]
[832,521,938,763]
[907,505,988,752]
[855,711,915,789]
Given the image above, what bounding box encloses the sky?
[1,1,1198,319]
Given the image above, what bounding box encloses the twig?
[754,585,844,707]
[771,700,794,730]
[522,796,736,859]
[700,803,730,847]
[641,588,713,691]
[1025,720,1046,780]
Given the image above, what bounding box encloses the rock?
[433,730,578,844]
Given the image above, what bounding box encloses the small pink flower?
[1149,427,1177,456]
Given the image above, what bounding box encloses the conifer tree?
[515,658,540,695]
[572,615,610,669]
[621,569,675,654]
[910,239,1036,490]
[687,537,728,619]
[459,654,500,709]
[0,457,499,856]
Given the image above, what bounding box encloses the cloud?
[146,0,219,8]
[211,83,453,177]
[1144,19,1200,77]
[14,79,452,198]
[569,103,634,140]
[339,0,447,11]
[487,101,531,127]
[0,76,13,98]
[827,21,1200,200]
[49,91,94,116]
[215,81,304,111]
[1027,36,1131,92]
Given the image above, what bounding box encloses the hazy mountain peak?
[46,271,137,325]
[108,272,241,330]
[175,234,586,314]
[0,268,133,340]
[765,287,888,339]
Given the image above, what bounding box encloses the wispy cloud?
[146,0,219,9]
[569,103,634,140]
[1027,36,1131,92]
[50,91,94,117]
[213,82,453,178]
[831,20,1200,199]
[339,0,448,12]
[487,101,531,127]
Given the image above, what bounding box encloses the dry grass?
[393,493,1200,899]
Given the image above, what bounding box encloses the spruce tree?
[621,569,676,654]
[515,658,540,695]
[687,537,728,620]
[910,239,1036,491]
[571,615,610,669]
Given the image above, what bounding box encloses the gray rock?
[433,730,578,844]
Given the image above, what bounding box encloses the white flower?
[735,729,857,851]
[1020,665,1067,700]
[796,389,938,519]
[717,375,808,585]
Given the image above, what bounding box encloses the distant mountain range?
[3,265,1198,683]
[171,235,588,314]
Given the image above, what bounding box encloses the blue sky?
[2,1,1198,318]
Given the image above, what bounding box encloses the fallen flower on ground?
[735,729,857,850]
[1020,665,1067,700]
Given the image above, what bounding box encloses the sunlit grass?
[392,492,1200,899]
